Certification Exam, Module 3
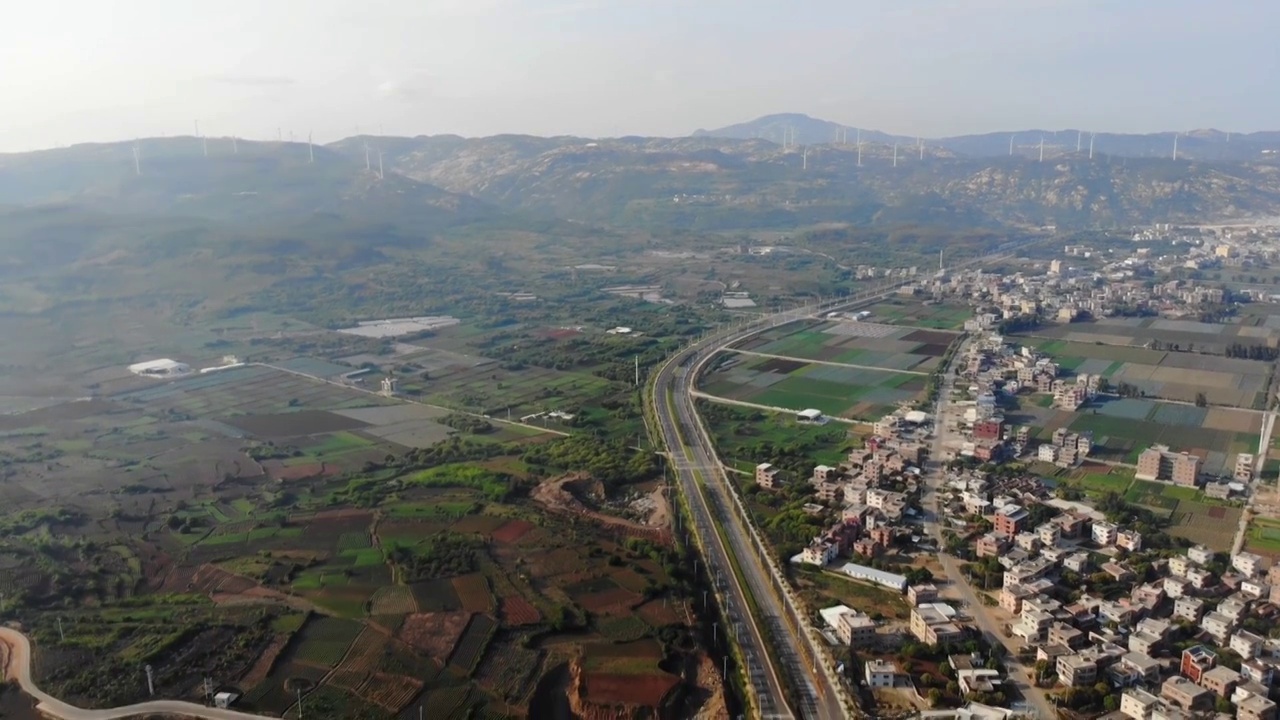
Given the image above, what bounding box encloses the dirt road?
[0,627,272,720]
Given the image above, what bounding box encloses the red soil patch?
[499,595,542,626]
[583,673,679,707]
[159,565,200,594]
[452,573,494,613]
[450,514,507,534]
[262,461,340,481]
[397,612,470,663]
[491,519,535,544]
[636,599,682,626]
[238,634,290,689]
[577,588,642,615]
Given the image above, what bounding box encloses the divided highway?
[650,238,1052,719]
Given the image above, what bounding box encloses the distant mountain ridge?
[693,113,1280,162]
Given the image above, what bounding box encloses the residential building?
[1117,529,1143,552]
[907,583,938,606]
[1186,566,1214,589]
[1242,578,1269,599]
[1181,646,1217,683]
[1037,443,1059,464]
[1201,665,1241,697]
[799,540,838,566]
[1136,444,1201,486]
[1120,652,1161,685]
[1163,576,1192,599]
[1048,622,1085,650]
[833,611,878,647]
[1014,531,1040,552]
[755,462,783,489]
[1093,521,1118,546]
[1174,597,1204,623]
[1239,695,1279,720]
[1203,611,1237,643]
[976,532,1009,558]
[993,504,1029,537]
[1037,522,1061,548]
[1241,658,1274,686]
[1162,676,1211,712]
[1168,555,1192,578]
[1129,632,1161,656]
[1120,689,1161,720]
[811,464,839,484]
[974,419,1003,441]
[999,583,1033,614]
[1057,654,1097,687]
[910,606,964,646]
[1237,452,1257,482]
[1233,630,1267,659]
[1063,552,1090,573]
[1235,551,1269,577]
[864,659,896,688]
[1188,545,1214,564]
[1220,595,1250,620]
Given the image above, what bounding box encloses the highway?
[650,239,1052,719]
[0,627,273,720]
[653,290,914,719]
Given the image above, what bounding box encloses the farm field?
[0,359,713,719]
[1023,315,1280,357]
[697,400,855,474]
[699,320,958,420]
[1048,467,1242,551]
[733,318,958,371]
[1246,517,1280,558]
[1015,334,1274,409]
[852,299,974,330]
[1003,394,1262,479]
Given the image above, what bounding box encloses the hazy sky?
[3,0,1276,151]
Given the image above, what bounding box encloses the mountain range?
[693,113,1280,163]
[3,113,1280,254]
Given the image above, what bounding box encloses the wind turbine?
[856,128,862,167]
[308,132,314,163]
[232,136,238,154]
[378,150,385,180]
[892,142,898,168]
[1172,132,1179,161]
[132,142,141,176]
[802,146,808,170]
[918,137,923,161]
[1039,136,1045,162]
[1076,131,1082,153]
[1089,133,1096,159]
[195,119,208,157]
[1009,134,1015,156]
[364,142,371,172]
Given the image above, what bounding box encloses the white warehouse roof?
[128,358,191,377]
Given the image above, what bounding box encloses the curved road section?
[0,628,272,720]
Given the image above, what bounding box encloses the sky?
[3,0,1278,152]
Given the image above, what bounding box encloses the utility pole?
[57,617,65,642]
[297,686,304,719]
[145,665,155,696]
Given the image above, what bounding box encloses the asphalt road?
[0,627,273,720]
[657,339,815,719]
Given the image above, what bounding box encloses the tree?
[1195,392,1208,408]
[1103,695,1120,712]
[927,689,943,707]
